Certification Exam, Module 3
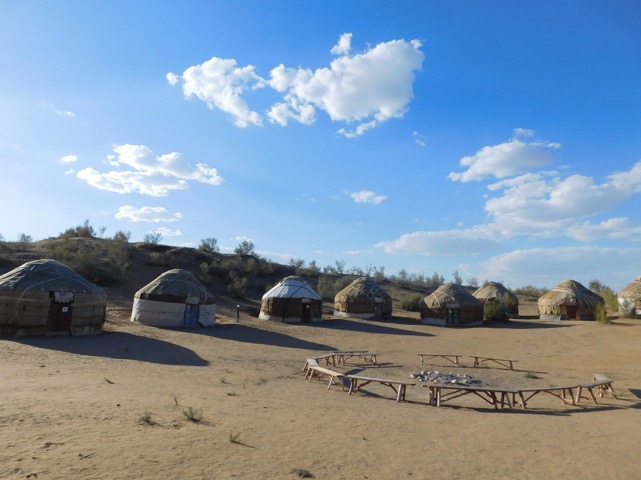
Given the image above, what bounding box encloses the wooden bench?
[514,385,576,408]
[417,353,462,367]
[334,351,379,366]
[346,375,415,402]
[424,384,516,409]
[575,375,616,404]
[470,355,518,371]
[306,366,345,391]
[302,358,319,374]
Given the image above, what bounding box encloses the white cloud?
[155,227,182,237]
[330,33,352,55]
[448,131,560,182]
[60,154,77,163]
[170,35,423,136]
[267,37,424,137]
[42,101,75,118]
[166,72,179,85]
[115,205,183,223]
[375,228,501,256]
[567,218,641,242]
[64,168,74,175]
[480,246,641,291]
[77,144,223,197]
[349,189,387,204]
[170,57,266,127]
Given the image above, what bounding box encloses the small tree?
[199,237,220,253]
[234,240,255,256]
[452,270,463,285]
[113,230,131,242]
[143,232,163,244]
[17,233,32,244]
[334,260,346,274]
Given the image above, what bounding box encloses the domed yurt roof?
[134,269,214,304]
[334,277,392,318]
[473,281,519,315]
[262,276,321,300]
[538,279,604,320]
[423,283,482,309]
[618,276,641,299]
[0,258,106,297]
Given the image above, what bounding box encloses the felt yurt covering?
[473,281,519,319]
[259,276,322,323]
[333,277,392,319]
[0,259,107,336]
[538,279,604,320]
[419,283,484,327]
[131,269,215,327]
[617,276,641,318]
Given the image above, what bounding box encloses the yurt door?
[301,298,311,323]
[565,298,578,319]
[184,304,199,326]
[446,308,460,325]
[48,299,73,333]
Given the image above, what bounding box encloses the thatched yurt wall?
[473,281,519,320]
[419,283,484,327]
[260,276,322,323]
[333,277,392,320]
[617,276,641,318]
[131,269,215,327]
[538,279,604,320]
[0,259,106,336]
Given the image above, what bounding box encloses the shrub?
[397,293,423,312]
[199,237,219,253]
[595,302,610,324]
[483,300,508,322]
[182,407,203,423]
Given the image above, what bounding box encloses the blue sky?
[1,1,640,291]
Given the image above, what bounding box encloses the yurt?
[473,281,519,321]
[617,276,641,318]
[419,283,484,327]
[131,269,215,327]
[0,259,107,336]
[538,279,604,320]
[333,277,392,320]
[259,276,322,323]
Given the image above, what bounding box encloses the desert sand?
[1,303,640,480]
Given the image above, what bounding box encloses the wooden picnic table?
[417,353,462,367]
[347,375,415,402]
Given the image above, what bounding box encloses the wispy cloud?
[154,227,182,237]
[77,144,223,197]
[115,205,183,223]
[60,154,78,163]
[42,101,75,118]
[348,189,387,204]
[168,34,424,137]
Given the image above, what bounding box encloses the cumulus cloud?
[168,57,266,127]
[60,154,77,163]
[76,144,223,197]
[169,34,423,136]
[448,130,560,182]
[115,206,183,223]
[349,189,387,204]
[375,228,501,256]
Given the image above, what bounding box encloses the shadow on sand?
[11,332,209,366]
[183,323,337,351]
[486,319,576,329]
[313,318,434,337]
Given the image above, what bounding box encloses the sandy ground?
[1,305,640,480]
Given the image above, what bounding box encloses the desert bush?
[143,232,163,244]
[113,230,131,242]
[618,299,636,318]
[17,233,32,244]
[483,300,508,323]
[199,237,219,253]
[397,293,423,311]
[316,276,351,301]
[228,273,247,297]
[145,251,172,267]
[595,302,610,324]
[48,237,128,285]
[60,219,103,239]
[234,240,255,256]
[589,279,618,312]
[182,407,203,423]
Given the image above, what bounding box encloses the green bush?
[595,302,610,324]
[483,300,508,322]
[397,293,423,312]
